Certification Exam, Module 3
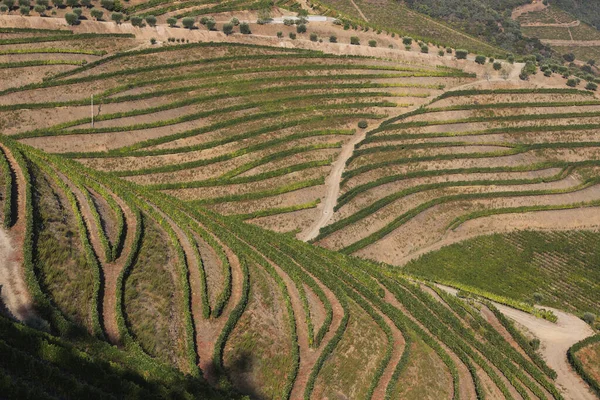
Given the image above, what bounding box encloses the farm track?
[438,284,597,400]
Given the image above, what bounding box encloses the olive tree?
[167,17,177,27]
[90,7,102,20]
[111,11,123,24]
[65,12,78,24]
[145,15,156,27]
[222,22,233,35]
[182,17,195,29]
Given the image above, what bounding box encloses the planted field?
[0,127,569,398]
[0,28,476,235]
[0,20,596,400]
[404,230,600,317]
[314,88,600,273]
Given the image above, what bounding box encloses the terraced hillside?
[0,17,598,400]
[315,86,600,270]
[0,131,579,400]
[0,28,479,235]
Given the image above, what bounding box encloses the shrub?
[566,78,578,87]
[493,61,501,70]
[350,36,359,45]
[586,82,598,91]
[475,55,486,64]
[310,32,317,41]
[130,16,143,27]
[182,17,195,29]
[19,4,28,14]
[222,22,233,35]
[283,18,293,26]
[239,22,250,34]
[296,23,306,33]
[420,45,428,53]
[405,45,411,50]
[205,18,216,30]
[329,35,337,43]
[276,31,282,38]
[438,49,444,56]
[90,7,102,20]
[34,4,45,14]
[563,53,575,62]
[145,15,156,27]
[529,338,541,350]
[289,32,296,39]
[583,312,596,324]
[72,6,82,16]
[230,17,239,26]
[446,47,452,53]
[65,0,77,6]
[167,17,177,27]
[65,12,78,24]
[544,69,552,77]
[0,3,8,11]
[455,49,468,59]
[532,292,543,303]
[150,38,156,45]
[2,0,14,7]
[358,120,368,129]
[368,39,376,47]
[80,0,90,6]
[100,0,114,9]
[53,0,63,6]
[111,12,123,24]
[402,36,412,46]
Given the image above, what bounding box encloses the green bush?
[456,49,468,59]
[239,22,250,34]
[438,49,444,56]
[583,312,596,324]
[276,31,283,38]
[230,17,239,25]
[65,12,78,25]
[329,35,337,43]
[368,39,376,47]
[90,7,102,20]
[402,36,412,45]
[567,78,578,87]
[0,4,7,12]
[222,22,233,35]
[34,4,45,14]
[350,36,359,45]
[205,18,216,30]
[446,47,452,53]
[475,55,486,64]
[358,120,368,129]
[493,61,501,70]
[145,15,156,27]
[420,45,428,53]
[100,0,113,10]
[586,82,598,91]
[182,17,194,29]
[166,17,176,27]
[19,5,29,14]
[130,16,143,27]
[110,12,123,24]
[296,23,306,33]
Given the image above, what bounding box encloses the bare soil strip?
[0,143,37,323]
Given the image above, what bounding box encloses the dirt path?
[348,0,369,22]
[0,144,37,323]
[540,39,600,46]
[521,20,580,28]
[298,129,367,242]
[437,284,597,400]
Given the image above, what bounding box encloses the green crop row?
[193,177,325,206]
[413,283,562,399]
[486,303,557,379]
[340,177,598,254]
[427,99,600,112]
[320,167,568,240]
[0,47,106,56]
[447,199,600,231]
[435,87,593,100]
[0,27,73,34]
[382,109,600,130]
[78,183,114,264]
[0,33,134,46]
[233,199,321,220]
[568,335,600,397]
[0,148,13,228]
[0,60,86,69]
[336,164,567,210]
[28,153,105,339]
[156,160,332,192]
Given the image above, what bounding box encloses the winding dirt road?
[437,284,597,400]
